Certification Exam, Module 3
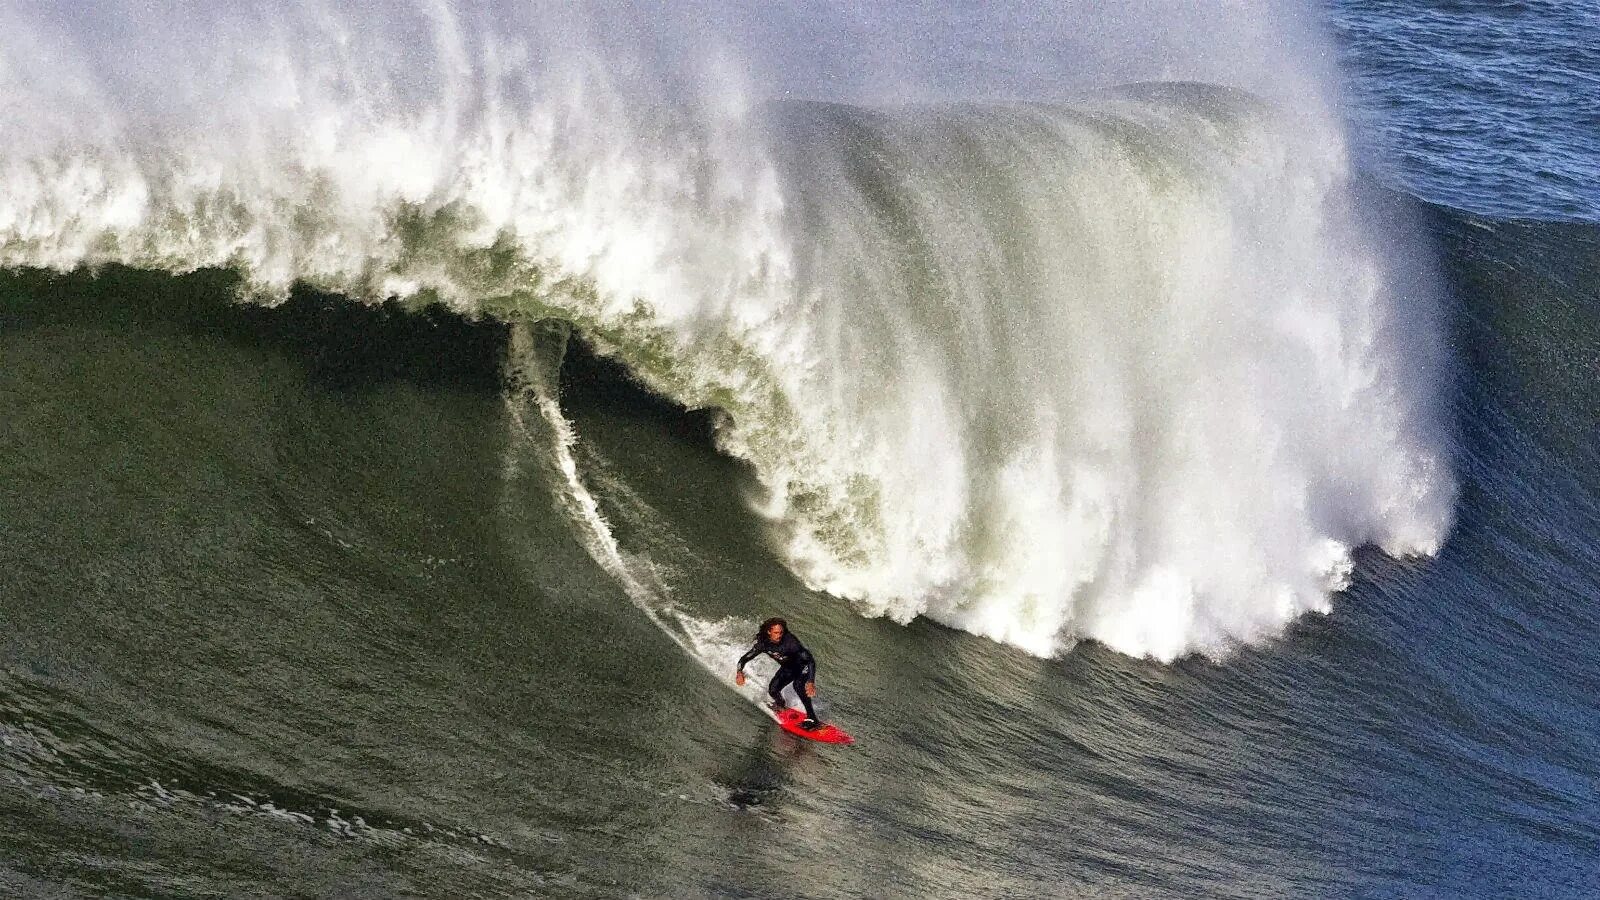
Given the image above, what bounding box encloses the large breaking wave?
[0,1,1454,659]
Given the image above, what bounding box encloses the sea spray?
[747,92,1454,660]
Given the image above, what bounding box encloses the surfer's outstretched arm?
[734,643,762,685]
[736,644,763,671]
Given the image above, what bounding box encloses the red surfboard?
[775,708,854,744]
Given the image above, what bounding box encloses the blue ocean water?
[1331,0,1600,221]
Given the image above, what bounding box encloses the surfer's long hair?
[756,617,787,643]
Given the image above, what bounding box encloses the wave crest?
[0,5,1454,660]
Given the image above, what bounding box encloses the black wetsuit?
[738,633,818,721]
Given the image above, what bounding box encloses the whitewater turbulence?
[0,2,1454,660]
[753,91,1454,659]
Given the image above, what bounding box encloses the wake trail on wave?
[501,322,778,716]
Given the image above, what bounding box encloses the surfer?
[735,618,822,730]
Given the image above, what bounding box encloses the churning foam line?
[502,325,777,713]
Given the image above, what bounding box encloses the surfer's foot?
[800,718,822,730]
[768,700,789,713]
